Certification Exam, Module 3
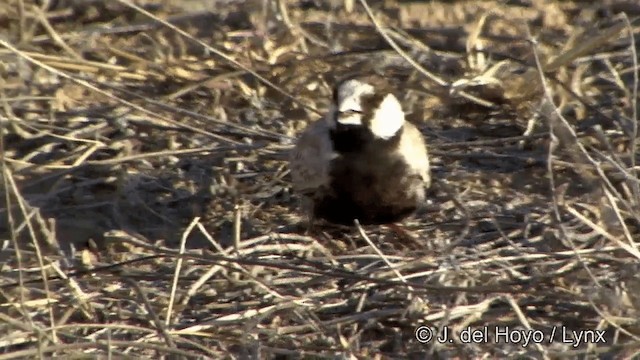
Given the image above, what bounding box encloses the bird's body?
[289,75,430,226]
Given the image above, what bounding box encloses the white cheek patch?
[369,94,405,139]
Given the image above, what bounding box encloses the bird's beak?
[336,111,362,126]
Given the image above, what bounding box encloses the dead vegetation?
[1,0,640,358]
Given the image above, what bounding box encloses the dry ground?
[1,0,640,358]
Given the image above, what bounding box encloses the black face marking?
[330,124,403,154]
[330,125,373,153]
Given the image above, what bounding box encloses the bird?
[289,75,430,227]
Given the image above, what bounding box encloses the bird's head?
[327,78,405,152]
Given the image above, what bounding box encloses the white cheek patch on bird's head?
[335,80,375,126]
[368,93,405,140]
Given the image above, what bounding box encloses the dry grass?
[1,0,640,358]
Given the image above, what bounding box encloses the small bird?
[289,75,430,226]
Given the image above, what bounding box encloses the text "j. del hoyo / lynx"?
[436,326,606,348]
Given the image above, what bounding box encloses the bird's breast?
[313,151,425,225]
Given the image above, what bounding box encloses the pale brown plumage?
[289,75,430,225]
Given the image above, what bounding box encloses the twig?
[166,217,200,326]
[0,39,243,145]
[505,295,549,359]
[114,0,322,116]
[354,220,412,289]
[357,0,496,109]
[621,14,639,207]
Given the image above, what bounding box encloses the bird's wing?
[399,122,431,187]
[289,119,335,195]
